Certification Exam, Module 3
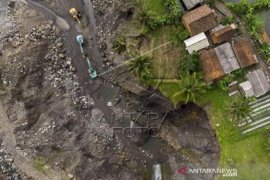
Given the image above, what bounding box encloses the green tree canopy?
[226,96,254,124]
[172,72,207,104]
[129,55,153,81]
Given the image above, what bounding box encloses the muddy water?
[224,0,270,36]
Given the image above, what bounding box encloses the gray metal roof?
[182,0,204,10]
[247,69,270,97]
[239,81,255,97]
[214,42,240,74]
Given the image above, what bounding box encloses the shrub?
[171,27,189,47]
[113,36,127,54]
[178,53,201,76]
[221,16,236,25]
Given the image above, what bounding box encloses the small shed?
[214,42,240,74]
[239,81,255,97]
[246,69,270,97]
[199,49,225,82]
[210,24,237,44]
[182,0,204,10]
[233,39,258,68]
[184,32,210,54]
[182,5,218,36]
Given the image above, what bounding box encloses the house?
[184,32,210,54]
[214,42,240,74]
[239,81,255,97]
[246,69,270,97]
[182,5,218,36]
[182,0,204,10]
[199,49,225,82]
[210,24,237,44]
[233,39,258,68]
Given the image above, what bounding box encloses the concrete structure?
[199,49,225,82]
[233,39,258,68]
[246,69,270,97]
[182,5,218,36]
[214,42,240,74]
[182,0,204,10]
[210,24,237,44]
[239,81,255,97]
[184,32,210,54]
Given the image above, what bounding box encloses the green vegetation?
[172,73,207,104]
[156,81,270,179]
[113,35,127,54]
[137,9,166,35]
[227,0,270,39]
[226,96,255,125]
[178,53,201,76]
[137,0,182,34]
[259,43,270,63]
[129,55,153,81]
[33,157,49,174]
[217,69,245,91]
[128,0,270,179]
[221,16,235,25]
[265,131,270,151]
[170,27,189,47]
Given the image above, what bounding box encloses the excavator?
[86,57,97,79]
[69,8,81,24]
[76,35,97,79]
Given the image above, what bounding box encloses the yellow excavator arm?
[69,8,81,24]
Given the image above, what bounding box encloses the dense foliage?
[226,96,255,124]
[227,0,270,39]
[138,0,182,34]
[178,53,201,76]
[171,26,189,47]
[172,73,207,104]
[259,43,270,63]
[129,55,153,81]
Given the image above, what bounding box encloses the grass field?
[139,0,169,16]
[140,26,185,79]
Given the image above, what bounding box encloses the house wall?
[186,38,210,54]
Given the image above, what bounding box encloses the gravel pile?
[0,138,22,180]
[0,0,19,45]
[26,22,95,109]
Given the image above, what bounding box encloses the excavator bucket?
[76,35,84,54]
[76,35,84,44]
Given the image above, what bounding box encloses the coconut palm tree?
[129,55,153,81]
[226,97,254,124]
[172,72,207,104]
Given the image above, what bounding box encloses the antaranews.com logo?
[178,164,237,177]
